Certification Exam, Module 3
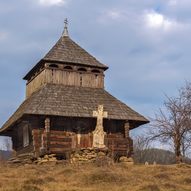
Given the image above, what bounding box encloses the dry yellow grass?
[0,162,191,191]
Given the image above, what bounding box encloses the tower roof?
[43,35,108,68]
[24,28,108,80]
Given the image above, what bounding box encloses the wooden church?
[0,20,149,160]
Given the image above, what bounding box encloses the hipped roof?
[0,84,149,133]
[24,36,108,80]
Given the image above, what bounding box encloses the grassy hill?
[0,162,191,191]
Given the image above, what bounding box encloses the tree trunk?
[174,138,182,163]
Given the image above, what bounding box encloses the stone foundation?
[70,148,110,163]
[7,148,133,165]
[119,156,134,165]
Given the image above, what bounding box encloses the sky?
[0,0,191,150]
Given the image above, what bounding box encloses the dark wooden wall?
[10,115,132,158]
[11,121,33,154]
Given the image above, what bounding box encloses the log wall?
[105,134,133,158]
[26,70,46,98]
[26,68,104,98]
[32,129,132,158]
[8,122,34,155]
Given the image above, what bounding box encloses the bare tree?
[149,82,191,163]
[133,135,150,163]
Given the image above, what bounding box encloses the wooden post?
[32,129,41,158]
[124,121,131,157]
[45,117,51,154]
[45,118,50,133]
[124,122,130,138]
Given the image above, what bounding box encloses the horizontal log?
[105,138,128,141]
[50,141,73,146]
[50,144,72,148]
[43,134,73,139]
[50,130,75,136]
[106,135,124,138]
[105,141,128,144]
[42,137,72,142]
[32,130,42,135]
[50,148,72,153]
[50,135,73,139]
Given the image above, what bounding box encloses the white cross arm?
[93,111,98,117]
[103,111,108,118]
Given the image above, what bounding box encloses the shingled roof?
[0,84,148,133]
[24,35,108,80]
[44,36,108,69]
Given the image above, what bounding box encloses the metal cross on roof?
[62,18,69,37]
[64,18,68,28]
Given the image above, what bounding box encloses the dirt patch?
[84,169,126,185]
[139,184,160,191]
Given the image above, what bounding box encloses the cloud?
[0,32,8,41]
[39,0,66,6]
[97,9,124,24]
[168,0,177,6]
[144,11,178,31]
[106,10,122,20]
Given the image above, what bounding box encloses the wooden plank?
[50,144,71,148]
[50,148,71,152]
[50,141,72,146]
[49,130,74,136]
[50,137,71,142]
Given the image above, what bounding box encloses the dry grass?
[0,162,191,191]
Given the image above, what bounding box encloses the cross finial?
[64,18,68,28]
[62,18,69,37]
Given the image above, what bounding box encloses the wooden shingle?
[0,84,149,132]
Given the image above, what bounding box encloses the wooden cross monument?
[92,105,108,148]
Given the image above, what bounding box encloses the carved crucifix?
[92,105,108,148]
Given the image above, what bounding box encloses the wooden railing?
[32,129,133,157]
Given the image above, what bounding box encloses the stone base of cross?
[92,105,108,148]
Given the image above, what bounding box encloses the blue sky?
[0,0,191,150]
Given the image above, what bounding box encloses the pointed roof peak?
[42,36,108,69]
[62,18,69,37]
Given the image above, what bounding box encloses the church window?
[64,66,73,70]
[49,64,59,68]
[80,75,83,86]
[91,69,100,73]
[23,124,29,147]
[78,68,87,72]
[95,74,98,85]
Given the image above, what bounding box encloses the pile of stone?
[70,148,109,163]
[8,153,34,165]
[119,156,134,165]
[35,154,57,165]
[7,153,59,165]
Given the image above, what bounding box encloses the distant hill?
[0,150,12,161]
[133,148,191,164]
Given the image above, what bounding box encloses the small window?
[80,75,83,86]
[91,69,100,73]
[78,68,87,72]
[49,64,59,68]
[95,75,98,85]
[23,125,29,147]
[64,66,73,70]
